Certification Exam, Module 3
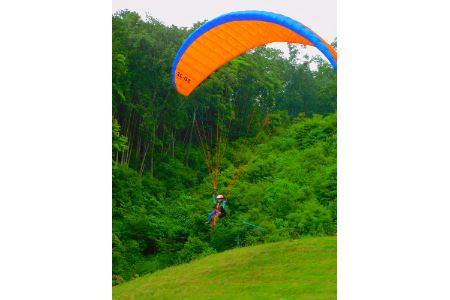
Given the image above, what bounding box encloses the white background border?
[0,0,449,299]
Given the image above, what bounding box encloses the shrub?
[176,236,216,264]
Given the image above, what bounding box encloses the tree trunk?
[150,121,156,177]
[121,111,133,165]
[126,135,133,166]
[185,110,196,166]
[172,128,176,158]
[136,134,141,160]
[139,142,150,176]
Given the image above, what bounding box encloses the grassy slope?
[113,236,336,300]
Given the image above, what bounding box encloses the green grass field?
[113,236,336,300]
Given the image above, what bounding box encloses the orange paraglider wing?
[172,11,337,96]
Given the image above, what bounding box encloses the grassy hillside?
[113,236,336,300]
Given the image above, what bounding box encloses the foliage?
[176,236,216,264]
[112,117,128,155]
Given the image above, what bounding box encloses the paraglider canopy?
[171,10,337,96]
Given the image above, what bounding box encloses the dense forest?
[112,10,337,285]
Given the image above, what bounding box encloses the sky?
[112,0,336,41]
[112,0,336,61]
